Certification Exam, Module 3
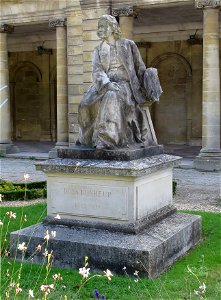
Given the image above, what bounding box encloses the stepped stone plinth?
[10,150,201,277]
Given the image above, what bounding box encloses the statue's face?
[97,19,113,40]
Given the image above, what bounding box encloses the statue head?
[97,15,121,40]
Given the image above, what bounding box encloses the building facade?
[0,0,220,170]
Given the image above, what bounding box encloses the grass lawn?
[0,203,220,299]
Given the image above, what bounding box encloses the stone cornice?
[49,18,66,28]
[112,6,138,17]
[195,0,221,8]
[0,24,14,33]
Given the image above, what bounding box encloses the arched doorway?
[11,62,42,141]
[10,61,57,142]
[151,53,192,144]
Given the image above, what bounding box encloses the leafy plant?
[0,180,46,201]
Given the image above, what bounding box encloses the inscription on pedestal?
[48,181,129,220]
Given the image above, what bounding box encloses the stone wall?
[0,0,220,146]
[136,40,203,145]
[67,6,109,145]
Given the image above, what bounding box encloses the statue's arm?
[92,47,110,92]
[130,41,146,81]
[131,41,162,102]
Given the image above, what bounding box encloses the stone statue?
[77,15,162,150]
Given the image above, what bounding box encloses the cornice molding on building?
[112,6,139,17]
[112,6,134,17]
[49,18,67,28]
[0,24,14,33]
[195,0,221,8]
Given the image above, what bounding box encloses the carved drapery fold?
[195,0,221,8]
[0,24,14,33]
[49,18,66,28]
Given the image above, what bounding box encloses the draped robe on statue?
[78,38,162,149]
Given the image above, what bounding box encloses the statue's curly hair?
[99,15,121,38]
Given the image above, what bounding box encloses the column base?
[0,143,20,157]
[48,142,69,158]
[194,149,221,171]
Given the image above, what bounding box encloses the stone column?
[49,18,68,152]
[112,7,136,39]
[194,1,221,171]
[0,24,18,156]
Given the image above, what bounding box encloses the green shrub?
[173,181,177,195]
[0,180,47,201]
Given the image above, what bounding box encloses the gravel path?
[173,168,221,213]
[0,158,46,183]
[0,158,220,212]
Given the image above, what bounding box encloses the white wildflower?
[199,282,206,293]
[17,242,27,252]
[36,244,41,252]
[24,174,30,181]
[54,214,61,219]
[40,284,54,294]
[52,273,63,281]
[16,284,22,294]
[0,220,3,226]
[28,289,34,298]
[44,230,50,241]
[43,248,48,257]
[7,211,16,219]
[51,230,56,238]
[9,282,15,289]
[103,269,113,280]
[79,266,90,279]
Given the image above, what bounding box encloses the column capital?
[0,24,14,33]
[112,6,138,17]
[195,0,221,9]
[49,18,67,28]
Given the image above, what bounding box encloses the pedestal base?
[36,154,180,233]
[10,154,201,277]
[10,212,201,278]
[58,144,164,161]
[0,143,19,156]
[48,142,69,159]
[194,149,221,171]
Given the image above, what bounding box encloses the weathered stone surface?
[10,212,201,277]
[43,204,176,234]
[78,15,162,150]
[57,145,164,161]
[194,153,221,171]
[36,154,181,177]
[36,154,180,233]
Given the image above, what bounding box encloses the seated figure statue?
[78,15,162,150]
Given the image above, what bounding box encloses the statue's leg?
[93,90,122,149]
[78,87,101,146]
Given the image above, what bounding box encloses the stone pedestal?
[10,154,201,277]
[39,154,176,234]
[10,212,201,278]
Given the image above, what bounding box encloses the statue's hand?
[108,82,120,91]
